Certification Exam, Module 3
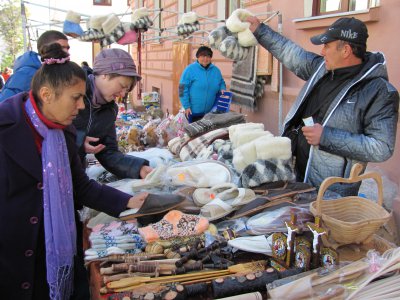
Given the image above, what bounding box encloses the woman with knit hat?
[73,48,153,180]
[179,46,226,123]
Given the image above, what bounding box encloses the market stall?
[82,103,399,300]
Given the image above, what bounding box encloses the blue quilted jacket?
[179,61,226,114]
[254,23,399,196]
[0,51,41,102]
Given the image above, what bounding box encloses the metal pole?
[21,0,27,52]
[278,13,284,134]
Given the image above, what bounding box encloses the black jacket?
[73,79,148,179]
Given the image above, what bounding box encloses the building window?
[226,0,242,18]
[93,0,111,6]
[131,0,144,8]
[178,0,192,13]
[314,0,378,15]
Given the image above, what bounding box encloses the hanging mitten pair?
[208,9,258,61]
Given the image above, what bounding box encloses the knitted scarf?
[25,96,76,300]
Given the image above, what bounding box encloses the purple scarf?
[25,99,76,300]
[88,74,108,107]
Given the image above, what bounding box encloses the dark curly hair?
[31,43,86,101]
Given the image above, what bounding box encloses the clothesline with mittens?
[58,2,279,57]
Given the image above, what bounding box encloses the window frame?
[225,0,243,19]
[93,0,112,6]
[313,0,372,16]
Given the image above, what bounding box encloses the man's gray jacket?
[253,23,399,196]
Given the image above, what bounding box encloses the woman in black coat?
[0,44,149,300]
[73,48,152,180]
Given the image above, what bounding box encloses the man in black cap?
[246,16,399,196]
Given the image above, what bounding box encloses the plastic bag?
[246,206,314,235]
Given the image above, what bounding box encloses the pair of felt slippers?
[193,183,256,221]
[119,193,185,221]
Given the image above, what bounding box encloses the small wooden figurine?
[285,213,299,268]
[307,216,327,268]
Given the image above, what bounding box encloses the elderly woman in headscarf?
[73,48,152,179]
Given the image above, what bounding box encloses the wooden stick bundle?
[106,260,267,292]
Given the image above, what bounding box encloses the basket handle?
[316,163,384,215]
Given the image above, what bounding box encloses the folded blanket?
[184,111,246,138]
[84,246,142,261]
[231,46,267,111]
[180,128,229,161]
[90,233,144,245]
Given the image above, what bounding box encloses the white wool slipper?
[238,28,258,47]
[193,183,238,206]
[208,26,231,49]
[89,15,108,31]
[226,9,254,33]
[178,11,198,24]
[255,136,292,160]
[229,122,265,142]
[166,161,232,188]
[232,130,272,149]
[219,36,249,61]
[232,141,257,172]
[228,188,257,207]
[200,198,235,221]
[102,13,121,35]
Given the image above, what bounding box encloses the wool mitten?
[63,10,84,38]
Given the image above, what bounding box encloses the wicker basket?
[310,163,391,245]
